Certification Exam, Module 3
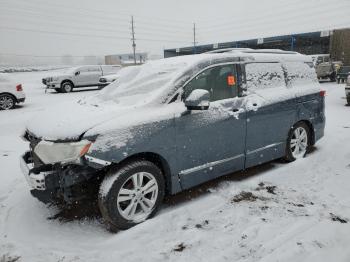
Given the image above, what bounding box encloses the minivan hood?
[25,98,187,142]
[26,99,135,141]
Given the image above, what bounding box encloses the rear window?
[245,63,286,90]
[284,62,318,87]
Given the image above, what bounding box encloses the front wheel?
[60,81,73,93]
[98,160,165,231]
[284,122,310,162]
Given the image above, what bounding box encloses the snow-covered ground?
[0,71,349,262]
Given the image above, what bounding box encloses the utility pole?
[131,15,136,65]
[193,22,197,54]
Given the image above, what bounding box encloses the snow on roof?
[93,51,310,107]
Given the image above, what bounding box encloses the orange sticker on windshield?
[227,75,236,86]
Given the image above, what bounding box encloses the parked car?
[99,73,120,87]
[0,75,25,110]
[98,66,141,88]
[337,66,350,83]
[42,65,121,93]
[346,75,350,105]
[308,54,342,81]
[21,49,325,230]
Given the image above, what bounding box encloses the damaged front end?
[20,130,106,204]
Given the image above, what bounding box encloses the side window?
[245,63,285,90]
[87,66,101,72]
[183,64,238,102]
[284,62,318,87]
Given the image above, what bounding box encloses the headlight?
[34,140,92,164]
[52,77,59,81]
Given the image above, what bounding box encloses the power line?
[0,26,191,44]
[0,13,193,39]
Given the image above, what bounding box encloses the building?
[105,53,148,66]
[164,28,350,65]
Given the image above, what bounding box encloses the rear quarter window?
[283,62,318,87]
[245,62,286,90]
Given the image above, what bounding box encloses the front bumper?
[20,151,103,204]
[45,82,60,89]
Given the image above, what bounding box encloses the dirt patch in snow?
[172,243,187,252]
[255,182,277,195]
[0,254,21,262]
[330,213,348,223]
[231,191,266,203]
[195,220,209,229]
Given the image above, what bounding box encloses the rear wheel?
[284,122,310,162]
[60,81,73,93]
[0,94,15,110]
[98,160,165,231]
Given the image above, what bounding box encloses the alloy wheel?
[117,172,158,222]
[0,95,14,110]
[290,127,308,158]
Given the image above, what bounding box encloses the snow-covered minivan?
[21,49,325,230]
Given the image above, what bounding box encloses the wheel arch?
[108,152,173,195]
[0,92,18,103]
[292,120,315,145]
[61,79,74,88]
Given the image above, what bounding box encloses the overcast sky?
[0,0,349,64]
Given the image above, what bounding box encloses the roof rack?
[242,49,298,55]
[205,48,298,55]
[204,48,253,54]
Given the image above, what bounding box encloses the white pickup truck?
[42,65,121,93]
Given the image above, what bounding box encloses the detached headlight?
[34,140,92,164]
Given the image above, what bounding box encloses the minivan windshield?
[96,56,208,106]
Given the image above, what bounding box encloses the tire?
[0,94,16,110]
[329,73,336,82]
[60,81,73,93]
[347,97,350,106]
[98,160,165,230]
[284,122,311,162]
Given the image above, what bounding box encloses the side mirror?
[75,71,80,76]
[184,89,210,110]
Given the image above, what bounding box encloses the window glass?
[183,64,238,102]
[245,63,285,90]
[87,66,101,72]
[284,62,318,87]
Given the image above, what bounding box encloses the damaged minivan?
[20,49,325,230]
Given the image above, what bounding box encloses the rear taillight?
[16,84,23,91]
[320,90,326,97]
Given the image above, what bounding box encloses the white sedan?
[0,75,26,110]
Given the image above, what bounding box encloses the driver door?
[175,64,247,189]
